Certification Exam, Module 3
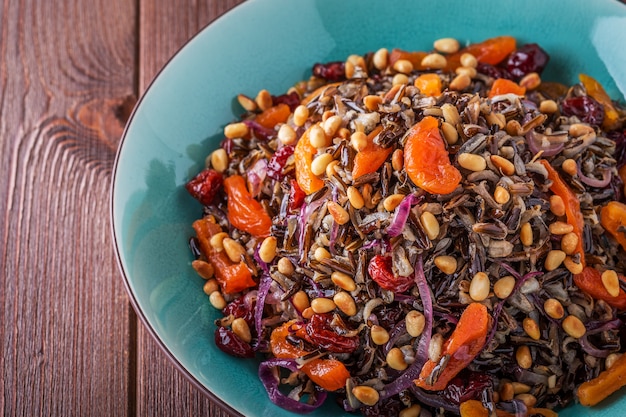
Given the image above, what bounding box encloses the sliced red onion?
[253,246,271,274]
[409,386,459,413]
[247,159,267,198]
[498,399,528,417]
[525,130,564,157]
[577,164,612,188]
[578,336,614,358]
[243,119,276,141]
[258,358,327,413]
[253,273,272,351]
[298,191,329,252]
[383,320,407,356]
[386,194,422,237]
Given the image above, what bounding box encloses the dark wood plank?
[0,1,137,416]
[136,1,244,416]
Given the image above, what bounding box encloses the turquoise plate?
[111,0,626,415]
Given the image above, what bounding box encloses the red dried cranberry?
[304,313,359,353]
[267,145,295,180]
[442,371,493,405]
[503,43,550,79]
[477,62,512,80]
[272,91,300,111]
[312,61,346,81]
[214,326,254,358]
[222,296,255,328]
[288,179,306,211]
[561,96,605,126]
[185,168,223,205]
[368,255,414,293]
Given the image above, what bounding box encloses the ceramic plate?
[111,0,626,415]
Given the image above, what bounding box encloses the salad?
[185,36,626,416]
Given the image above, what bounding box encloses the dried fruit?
[185,168,223,205]
[223,174,272,238]
[368,254,414,293]
[504,43,550,79]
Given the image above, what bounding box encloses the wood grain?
[135,1,245,416]
[0,0,136,416]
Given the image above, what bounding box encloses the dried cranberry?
[267,145,295,180]
[442,371,493,405]
[561,96,605,126]
[304,313,359,353]
[368,255,414,293]
[288,179,306,211]
[185,168,223,205]
[312,61,346,81]
[222,296,255,328]
[272,91,300,111]
[503,43,550,79]
[476,62,512,80]
[214,326,254,358]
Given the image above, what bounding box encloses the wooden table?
[1,1,244,415]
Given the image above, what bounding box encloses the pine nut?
[516,345,532,369]
[255,89,273,111]
[563,256,584,274]
[223,238,246,263]
[561,159,578,176]
[569,123,595,137]
[371,325,390,345]
[325,160,339,178]
[350,131,368,152]
[210,232,229,251]
[420,211,440,240]
[224,122,249,139]
[309,124,329,149]
[441,121,458,145]
[539,99,558,114]
[544,250,566,271]
[386,347,408,371]
[314,247,331,261]
[209,291,227,309]
[500,382,514,401]
[277,257,294,276]
[519,72,541,90]
[460,53,478,68]
[486,112,506,129]
[302,307,314,319]
[392,149,404,171]
[310,297,336,314]
[602,270,620,297]
[433,37,460,54]
[523,317,541,340]
[293,105,309,127]
[549,195,566,217]
[493,275,516,299]
[406,310,426,337]
[363,95,382,111]
[211,148,229,173]
[549,221,574,235]
[441,103,461,126]
[311,153,334,176]
[428,333,444,363]
[458,153,486,171]
[393,59,414,74]
[421,53,447,69]
[544,298,565,319]
[383,194,405,211]
[561,232,579,255]
[347,186,365,210]
[192,259,214,279]
[434,255,458,275]
[455,66,477,78]
[399,404,422,417]
[491,155,516,176]
[237,94,257,112]
[203,279,219,295]
[333,291,357,316]
[562,315,586,338]
[373,48,389,70]
[512,382,531,395]
[494,185,511,204]
[292,290,310,312]
[520,222,533,246]
[516,393,537,408]
[327,201,350,225]
[232,317,252,343]
[278,124,297,145]
[449,74,471,91]
[331,271,357,291]
[606,353,622,369]
[392,73,409,86]
[259,236,277,263]
[352,385,379,406]
[323,115,343,137]
[470,272,490,302]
